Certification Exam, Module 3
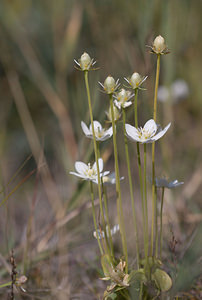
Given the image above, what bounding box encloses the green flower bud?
[104,76,116,94]
[80,52,92,71]
[130,72,142,88]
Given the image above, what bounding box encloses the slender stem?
[144,143,149,262]
[153,54,161,122]
[151,54,161,257]
[90,181,103,254]
[134,89,146,258]
[160,187,165,260]
[123,108,140,268]
[110,95,128,272]
[97,142,114,258]
[84,71,107,242]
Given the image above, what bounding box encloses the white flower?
[70,158,109,181]
[93,224,120,240]
[81,121,113,141]
[74,52,96,71]
[93,172,124,185]
[155,178,184,189]
[124,72,147,90]
[99,76,120,94]
[114,89,133,109]
[125,119,171,144]
[158,80,189,104]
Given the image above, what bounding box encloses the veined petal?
[125,124,141,142]
[90,121,102,132]
[81,121,90,136]
[69,171,87,179]
[123,101,132,108]
[92,158,103,173]
[144,119,157,137]
[104,127,113,138]
[75,161,88,174]
[150,122,171,141]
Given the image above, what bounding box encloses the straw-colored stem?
[160,187,165,260]
[123,108,140,268]
[144,144,149,262]
[90,181,103,255]
[109,95,128,272]
[84,71,107,237]
[151,54,161,257]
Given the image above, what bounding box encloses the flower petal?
[81,121,90,136]
[150,122,171,142]
[90,121,102,133]
[92,158,103,173]
[69,171,87,179]
[125,124,141,142]
[144,119,157,137]
[75,161,88,174]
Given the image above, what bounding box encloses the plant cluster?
[71,36,184,299]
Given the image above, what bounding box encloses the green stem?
[123,108,140,268]
[90,181,103,255]
[160,187,165,260]
[151,54,161,257]
[110,95,128,272]
[84,71,107,246]
[144,144,149,263]
[134,89,146,258]
[97,142,114,258]
[0,281,12,288]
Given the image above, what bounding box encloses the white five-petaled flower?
[124,72,147,90]
[74,52,96,71]
[70,158,109,181]
[114,89,133,109]
[155,178,184,189]
[125,119,171,144]
[81,121,113,141]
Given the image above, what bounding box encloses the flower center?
[138,127,152,141]
[95,126,104,138]
[85,163,96,177]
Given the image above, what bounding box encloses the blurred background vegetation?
[0,0,201,299]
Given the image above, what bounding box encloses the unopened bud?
[130,72,142,88]
[80,52,92,71]
[104,76,116,94]
[153,35,166,53]
[106,104,121,122]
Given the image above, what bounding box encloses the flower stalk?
[151,54,161,257]
[122,107,140,268]
[109,94,128,272]
[90,181,103,254]
[160,187,165,260]
[84,71,107,248]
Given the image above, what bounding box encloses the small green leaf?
[152,269,172,292]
